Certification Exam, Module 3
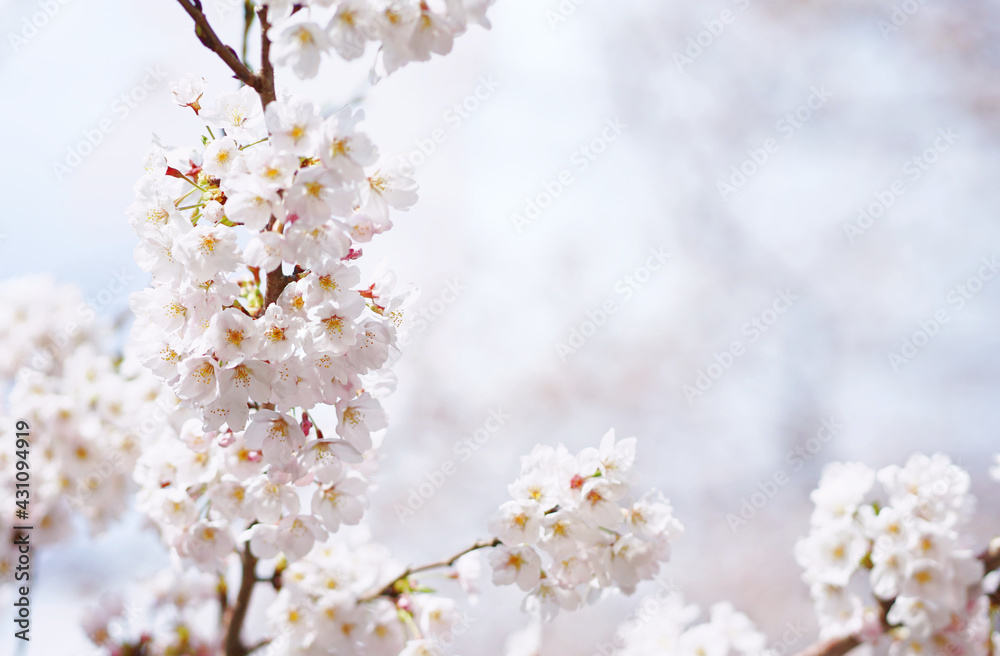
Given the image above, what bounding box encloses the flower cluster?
[81,571,225,654]
[795,455,991,656]
[261,0,497,78]
[0,274,106,380]
[0,277,176,583]
[487,429,683,621]
[128,77,417,570]
[613,596,766,656]
[267,529,479,656]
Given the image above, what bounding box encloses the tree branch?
[224,544,259,656]
[175,0,259,89]
[790,536,1000,656]
[359,537,502,602]
[256,6,276,106]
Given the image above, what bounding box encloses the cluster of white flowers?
[487,430,683,621]
[613,596,766,656]
[268,529,479,656]
[81,570,225,654]
[0,278,177,583]
[259,0,496,78]
[128,77,419,570]
[0,275,106,380]
[795,454,993,656]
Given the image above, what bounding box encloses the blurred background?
[1,0,999,653]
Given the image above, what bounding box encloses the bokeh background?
[1,0,999,653]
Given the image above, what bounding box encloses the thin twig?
[246,638,273,655]
[359,538,502,603]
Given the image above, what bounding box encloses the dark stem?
[256,6,276,106]
[224,544,259,656]
[217,573,229,628]
[175,0,258,89]
[174,0,276,110]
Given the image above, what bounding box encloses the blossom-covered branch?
[793,535,1000,656]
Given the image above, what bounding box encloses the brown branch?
[263,268,294,308]
[359,537,501,602]
[981,536,1000,574]
[256,6,276,106]
[791,536,1000,656]
[217,573,229,628]
[224,544,259,656]
[175,0,259,89]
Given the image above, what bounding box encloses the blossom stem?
[175,188,199,206]
[239,137,269,150]
[359,537,502,603]
[176,172,206,191]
